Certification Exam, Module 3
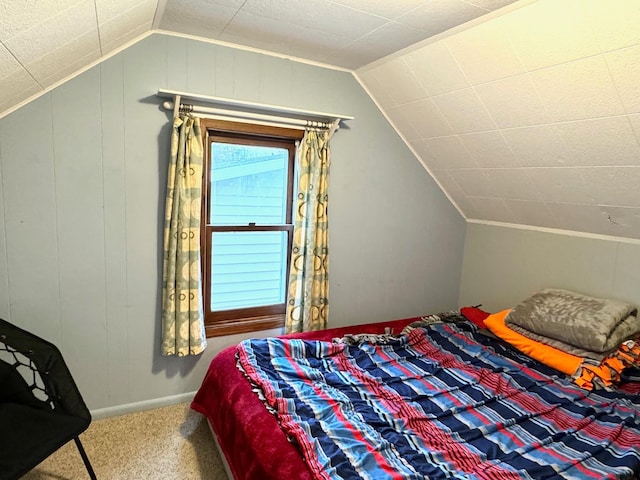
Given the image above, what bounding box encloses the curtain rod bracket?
[173,95,181,119]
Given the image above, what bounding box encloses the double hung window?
[201,120,303,337]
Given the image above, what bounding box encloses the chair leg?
[74,437,97,480]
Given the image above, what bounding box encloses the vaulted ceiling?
[0,0,519,115]
[2,0,640,240]
[358,0,640,240]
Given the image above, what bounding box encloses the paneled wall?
[459,222,640,313]
[0,33,465,411]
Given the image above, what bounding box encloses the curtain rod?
[157,88,353,131]
[161,100,339,130]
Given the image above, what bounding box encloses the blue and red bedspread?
[237,317,640,480]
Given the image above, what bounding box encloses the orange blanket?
[485,309,640,391]
[484,310,582,376]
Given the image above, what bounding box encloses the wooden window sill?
[205,314,285,338]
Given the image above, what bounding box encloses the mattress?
[191,316,418,480]
[191,310,640,479]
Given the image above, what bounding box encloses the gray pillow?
[505,288,639,353]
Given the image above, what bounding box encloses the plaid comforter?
[237,317,640,480]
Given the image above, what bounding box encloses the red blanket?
[191,317,419,480]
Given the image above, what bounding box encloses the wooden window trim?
[200,119,303,337]
[201,119,304,140]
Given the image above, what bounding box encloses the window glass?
[199,119,302,337]
[210,143,288,225]
[210,231,288,311]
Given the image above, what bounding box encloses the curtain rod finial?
[162,100,174,110]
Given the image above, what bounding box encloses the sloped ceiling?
[1,0,639,241]
[0,0,158,113]
[358,0,640,241]
[0,0,519,115]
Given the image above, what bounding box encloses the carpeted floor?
[22,402,229,480]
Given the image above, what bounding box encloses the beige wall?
[459,222,640,313]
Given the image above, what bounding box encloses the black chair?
[0,318,97,480]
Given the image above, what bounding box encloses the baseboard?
[90,391,197,420]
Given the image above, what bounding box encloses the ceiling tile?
[605,46,640,115]
[503,199,559,229]
[504,0,601,71]
[0,42,23,79]
[27,31,101,87]
[463,0,518,9]
[366,58,428,107]
[598,206,640,239]
[423,135,477,169]
[554,116,640,167]
[3,0,97,67]
[393,99,453,139]
[482,168,541,202]
[431,87,497,134]
[396,0,485,35]
[449,169,495,198]
[408,138,435,164]
[628,113,640,141]
[357,69,394,108]
[0,68,41,112]
[209,0,246,5]
[529,55,626,123]
[403,41,469,97]
[328,0,428,20]
[0,0,86,42]
[241,0,387,42]
[580,167,640,208]
[97,0,156,50]
[385,106,422,141]
[445,16,524,85]
[431,171,475,212]
[101,23,149,55]
[96,0,155,24]
[525,168,594,205]
[220,10,351,66]
[502,124,571,167]
[160,0,239,38]
[474,73,550,128]
[583,0,640,53]
[467,196,516,223]
[316,48,375,71]
[547,203,627,237]
[344,22,433,69]
[459,131,519,168]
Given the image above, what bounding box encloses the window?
[200,120,304,337]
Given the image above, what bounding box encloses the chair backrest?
[0,318,91,422]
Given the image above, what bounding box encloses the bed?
[191,301,640,480]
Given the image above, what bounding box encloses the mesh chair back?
[0,319,96,480]
[0,318,90,420]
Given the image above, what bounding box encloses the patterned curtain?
[285,126,336,333]
[161,115,207,356]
